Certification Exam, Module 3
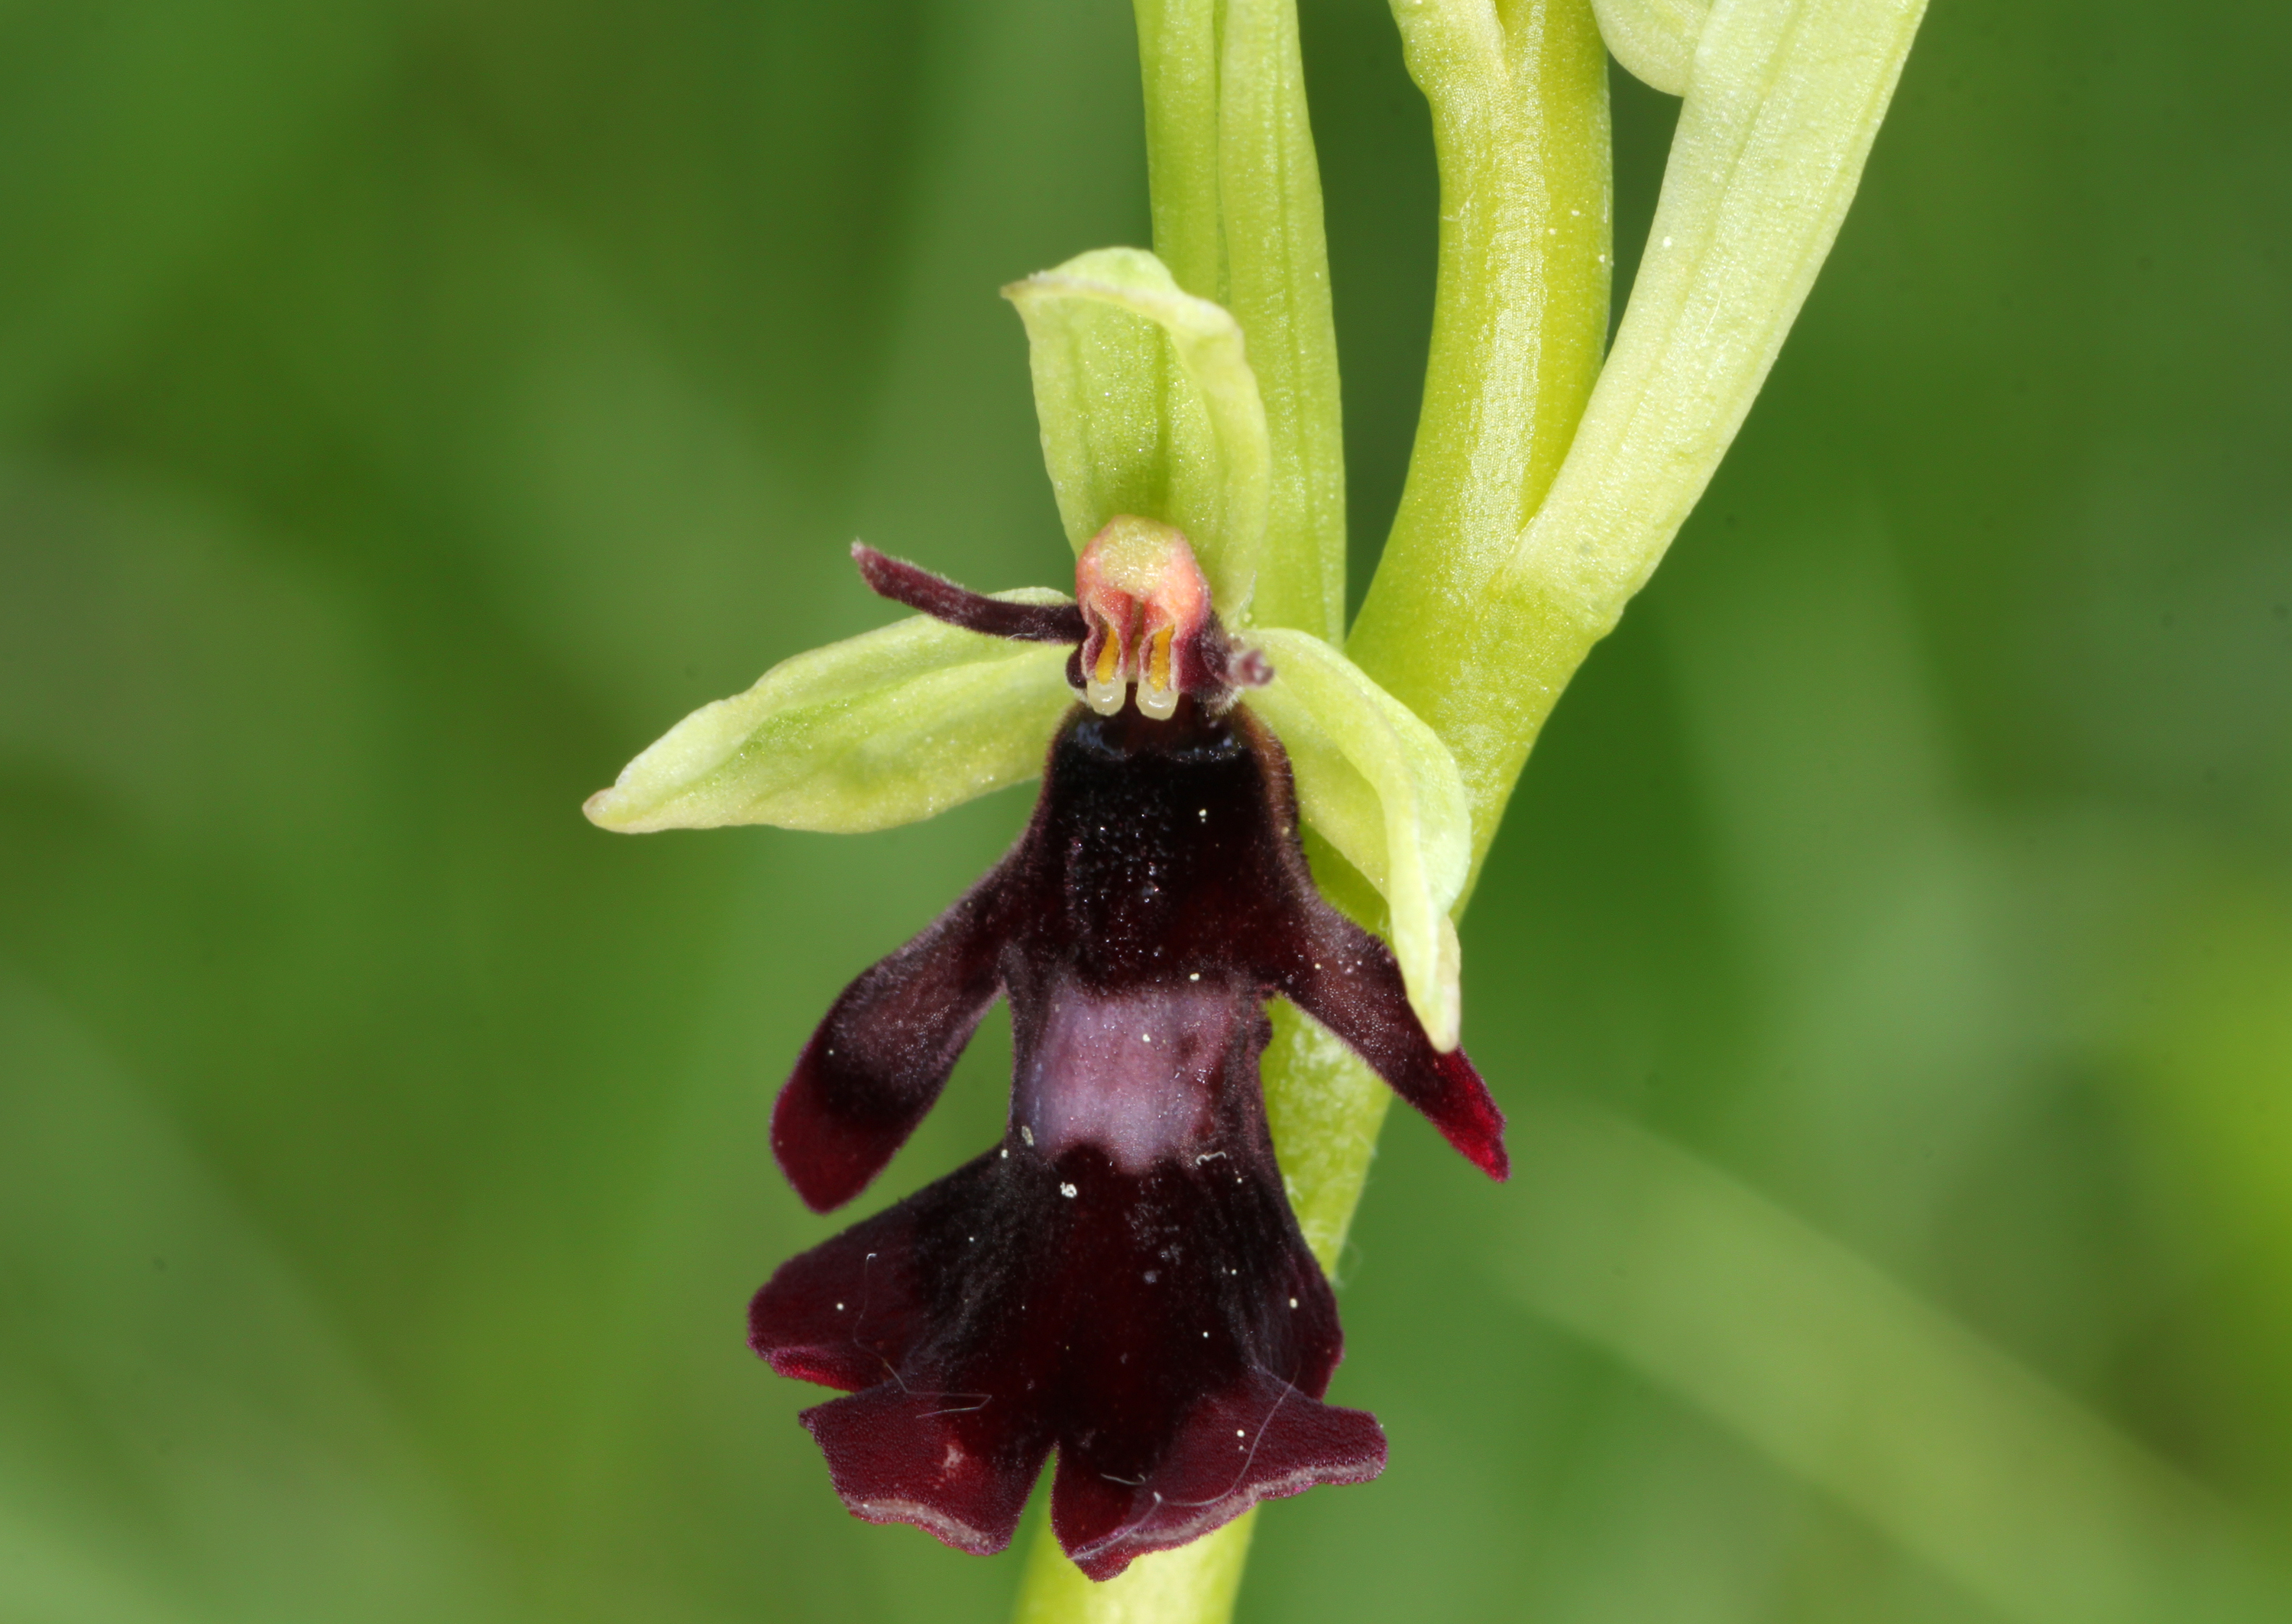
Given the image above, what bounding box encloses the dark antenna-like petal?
[853,543,1087,644]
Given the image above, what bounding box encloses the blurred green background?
[3,2,2289,1621]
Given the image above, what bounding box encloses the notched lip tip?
[1063,1438,1391,1580]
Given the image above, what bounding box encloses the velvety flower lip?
[751,539,1505,1579]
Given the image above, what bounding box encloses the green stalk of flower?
[1343,0,1613,860]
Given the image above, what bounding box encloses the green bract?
[1590,0,1708,95]
[1507,0,1929,638]
[1351,0,1928,862]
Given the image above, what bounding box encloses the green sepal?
[1005,247,1271,618]
[583,597,1075,835]
[1245,627,1469,1050]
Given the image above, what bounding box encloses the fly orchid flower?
[585,249,1490,1579]
[588,0,1923,1606]
[747,524,1503,1579]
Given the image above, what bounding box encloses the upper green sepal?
[583,595,1075,835]
[1244,627,1469,1051]
[1005,247,1271,620]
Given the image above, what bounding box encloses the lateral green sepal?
[584,596,1075,835]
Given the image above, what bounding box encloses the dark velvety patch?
[756,695,1504,1575]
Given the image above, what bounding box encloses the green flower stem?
[1256,0,1615,1513]
[1342,0,1613,865]
[1480,0,1929,808]
[1250,30,1928,1580]
[1013,1509,1256,1624]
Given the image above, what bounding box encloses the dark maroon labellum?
[753,670,1507,1579]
